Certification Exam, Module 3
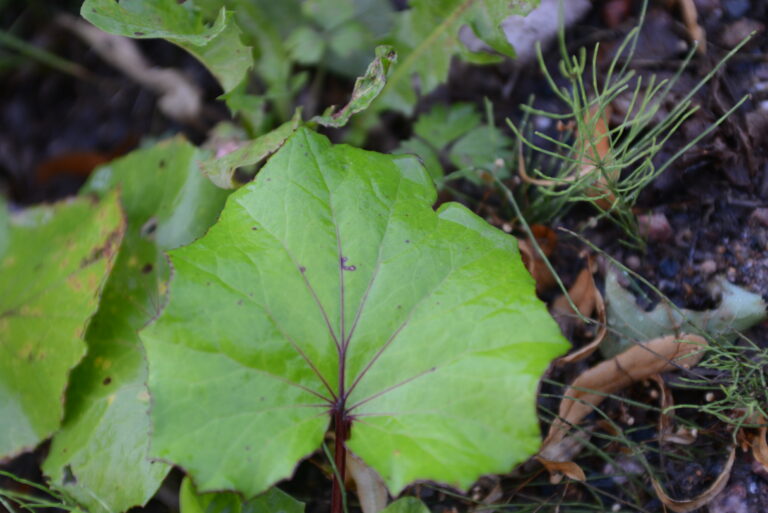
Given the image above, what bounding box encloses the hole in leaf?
[63,465,77,485]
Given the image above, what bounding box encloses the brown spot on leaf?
[79,228,122,268]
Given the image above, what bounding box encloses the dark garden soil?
[2,0,768,512]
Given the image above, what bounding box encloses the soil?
[2,0,768,512]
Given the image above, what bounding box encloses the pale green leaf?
[0,193,124,460]
[603,270,767,357]
[286,26,326,66]
[42,139,229,513]
[142,128,567,497]
[201,112,303,189]
[305,0,396,77]
[180,15,253,93]
[412,103,481,150]
[180,476,304,513]
[381,497,430,513]
[448,124,512,181]
[312,45,397,128]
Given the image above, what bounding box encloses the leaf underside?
[0,193,124,460]
[142,127,567,498]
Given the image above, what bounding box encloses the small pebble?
[750,208,768,227]
[637,213,673,242]
[700,259,718,274]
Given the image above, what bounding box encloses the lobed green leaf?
[142,127,567,497]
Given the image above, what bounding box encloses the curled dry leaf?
[553,257,608,364]
[755,425,768,470]
[535,457,586,484]
[517,106,615,209]
[346,452,389,513]
[651,447,735,513]
[649,375,697,445]
[678,0,706,55]
[737,414,768,471]
[581,105,615,210]
[544,334,707,448]
[517,225,557,293]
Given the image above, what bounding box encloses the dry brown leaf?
[531,224,557,256]
[346,451,389,513]
[738,413,768,470]
[518,106,616,209]
[651,447,735,513]
[552,267,596,321]
[553,257,608,364]
[582,105,615,209]
[544,334,708,447]
[755,426,768,469]
[518,226,557,293]
[535,456,586,484]
[649,375,697,445]
[678,0,706,55]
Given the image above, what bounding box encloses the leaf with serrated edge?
[0,192,124,460]
[43,139,229,513]
[142,127,568,497]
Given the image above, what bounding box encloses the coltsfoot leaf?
[142,127,567,497]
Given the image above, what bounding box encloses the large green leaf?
[43,139,230,513]
[180,476,304,513]
[81,0,252,94]
[0,193,124,460]
[141,128,567,497]
[376,0,536,115]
